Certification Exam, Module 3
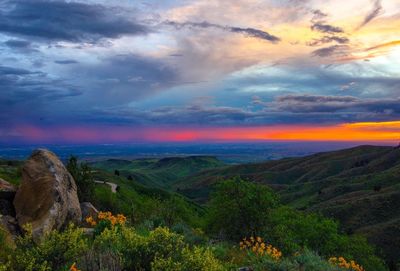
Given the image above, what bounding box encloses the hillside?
[1,147,396,270]
[90,156,224,189]
[175,145,400,267]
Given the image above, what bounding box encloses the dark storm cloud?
[3,39,31,48]
[164,20,280,43]
[356,0,382,30]
[311,22,344,33]
[0,65,35,75]
[87,54,178,89]
[89,92,400,126]
[312,45,349,57]
[0,0,150,43]
[0,53,181,127]
[309,9,349,47]
[307,35,349,46]
[54,60,79,65]
[0,65,82,124]
[311,9,328,21]
[56,54,182,107]
[269,94,400,114]
[92,103,264,126]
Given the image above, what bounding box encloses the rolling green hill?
[90,156,224,189]
[2,146,398,268]
[174,145,400,267]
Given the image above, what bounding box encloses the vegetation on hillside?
[1,174,389,270]
[90,156,225,189]
[176,145,400,268]
[0,149,396,270]
[66,156,95,202]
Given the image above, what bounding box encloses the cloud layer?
[0,0,399,143]
[0,0,149,43]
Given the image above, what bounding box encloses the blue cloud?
[0,0,150,43]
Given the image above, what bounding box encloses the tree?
[66,156,95,202]
[207,177,278,241]
[114,170,120,176]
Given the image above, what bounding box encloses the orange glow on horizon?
[9,120,400,144]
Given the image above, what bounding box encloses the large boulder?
[13,149,81,239]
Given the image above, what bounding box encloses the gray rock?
[80,202,99,220]
[13,149,82,240]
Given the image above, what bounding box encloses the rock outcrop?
[13,149,81,239]
[0,178,17,216]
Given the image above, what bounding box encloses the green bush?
[152,246,224,271]
[0,226,12,267]
[9,224,88,271]
[207,177,278,240]
[206,179,388,271]
[263,206,388,271]
[66,156,95,202]
[89,225,223,270]
[335,235,388,271]
[264,206,340,255]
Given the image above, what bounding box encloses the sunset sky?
[1,0,400,143]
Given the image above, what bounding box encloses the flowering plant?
[240,236,282,260]
[85,211,127,235]
[329,256,365,271]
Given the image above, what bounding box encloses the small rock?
[80,202,99,220]
[81,227,95,237]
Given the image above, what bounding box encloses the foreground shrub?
[207,178,388,271]
[151,246,224,271]
[87,225,223,270]
[85,211,127,235]
[263,206,387,271]
[10,224,88,271]
[240,236,282,260]
[0,226,12,271]
[247,249,341,271]
[264,206,340,255]
[329,256,365,271]
[207,177,278,240]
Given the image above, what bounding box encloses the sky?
[0,0,400,144]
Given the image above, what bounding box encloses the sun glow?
[8,120,400,144]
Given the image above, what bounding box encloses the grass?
[0,160,22,185]
[90,156,225,189]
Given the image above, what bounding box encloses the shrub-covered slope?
[175,145,400,267]
[90,156,224,189]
